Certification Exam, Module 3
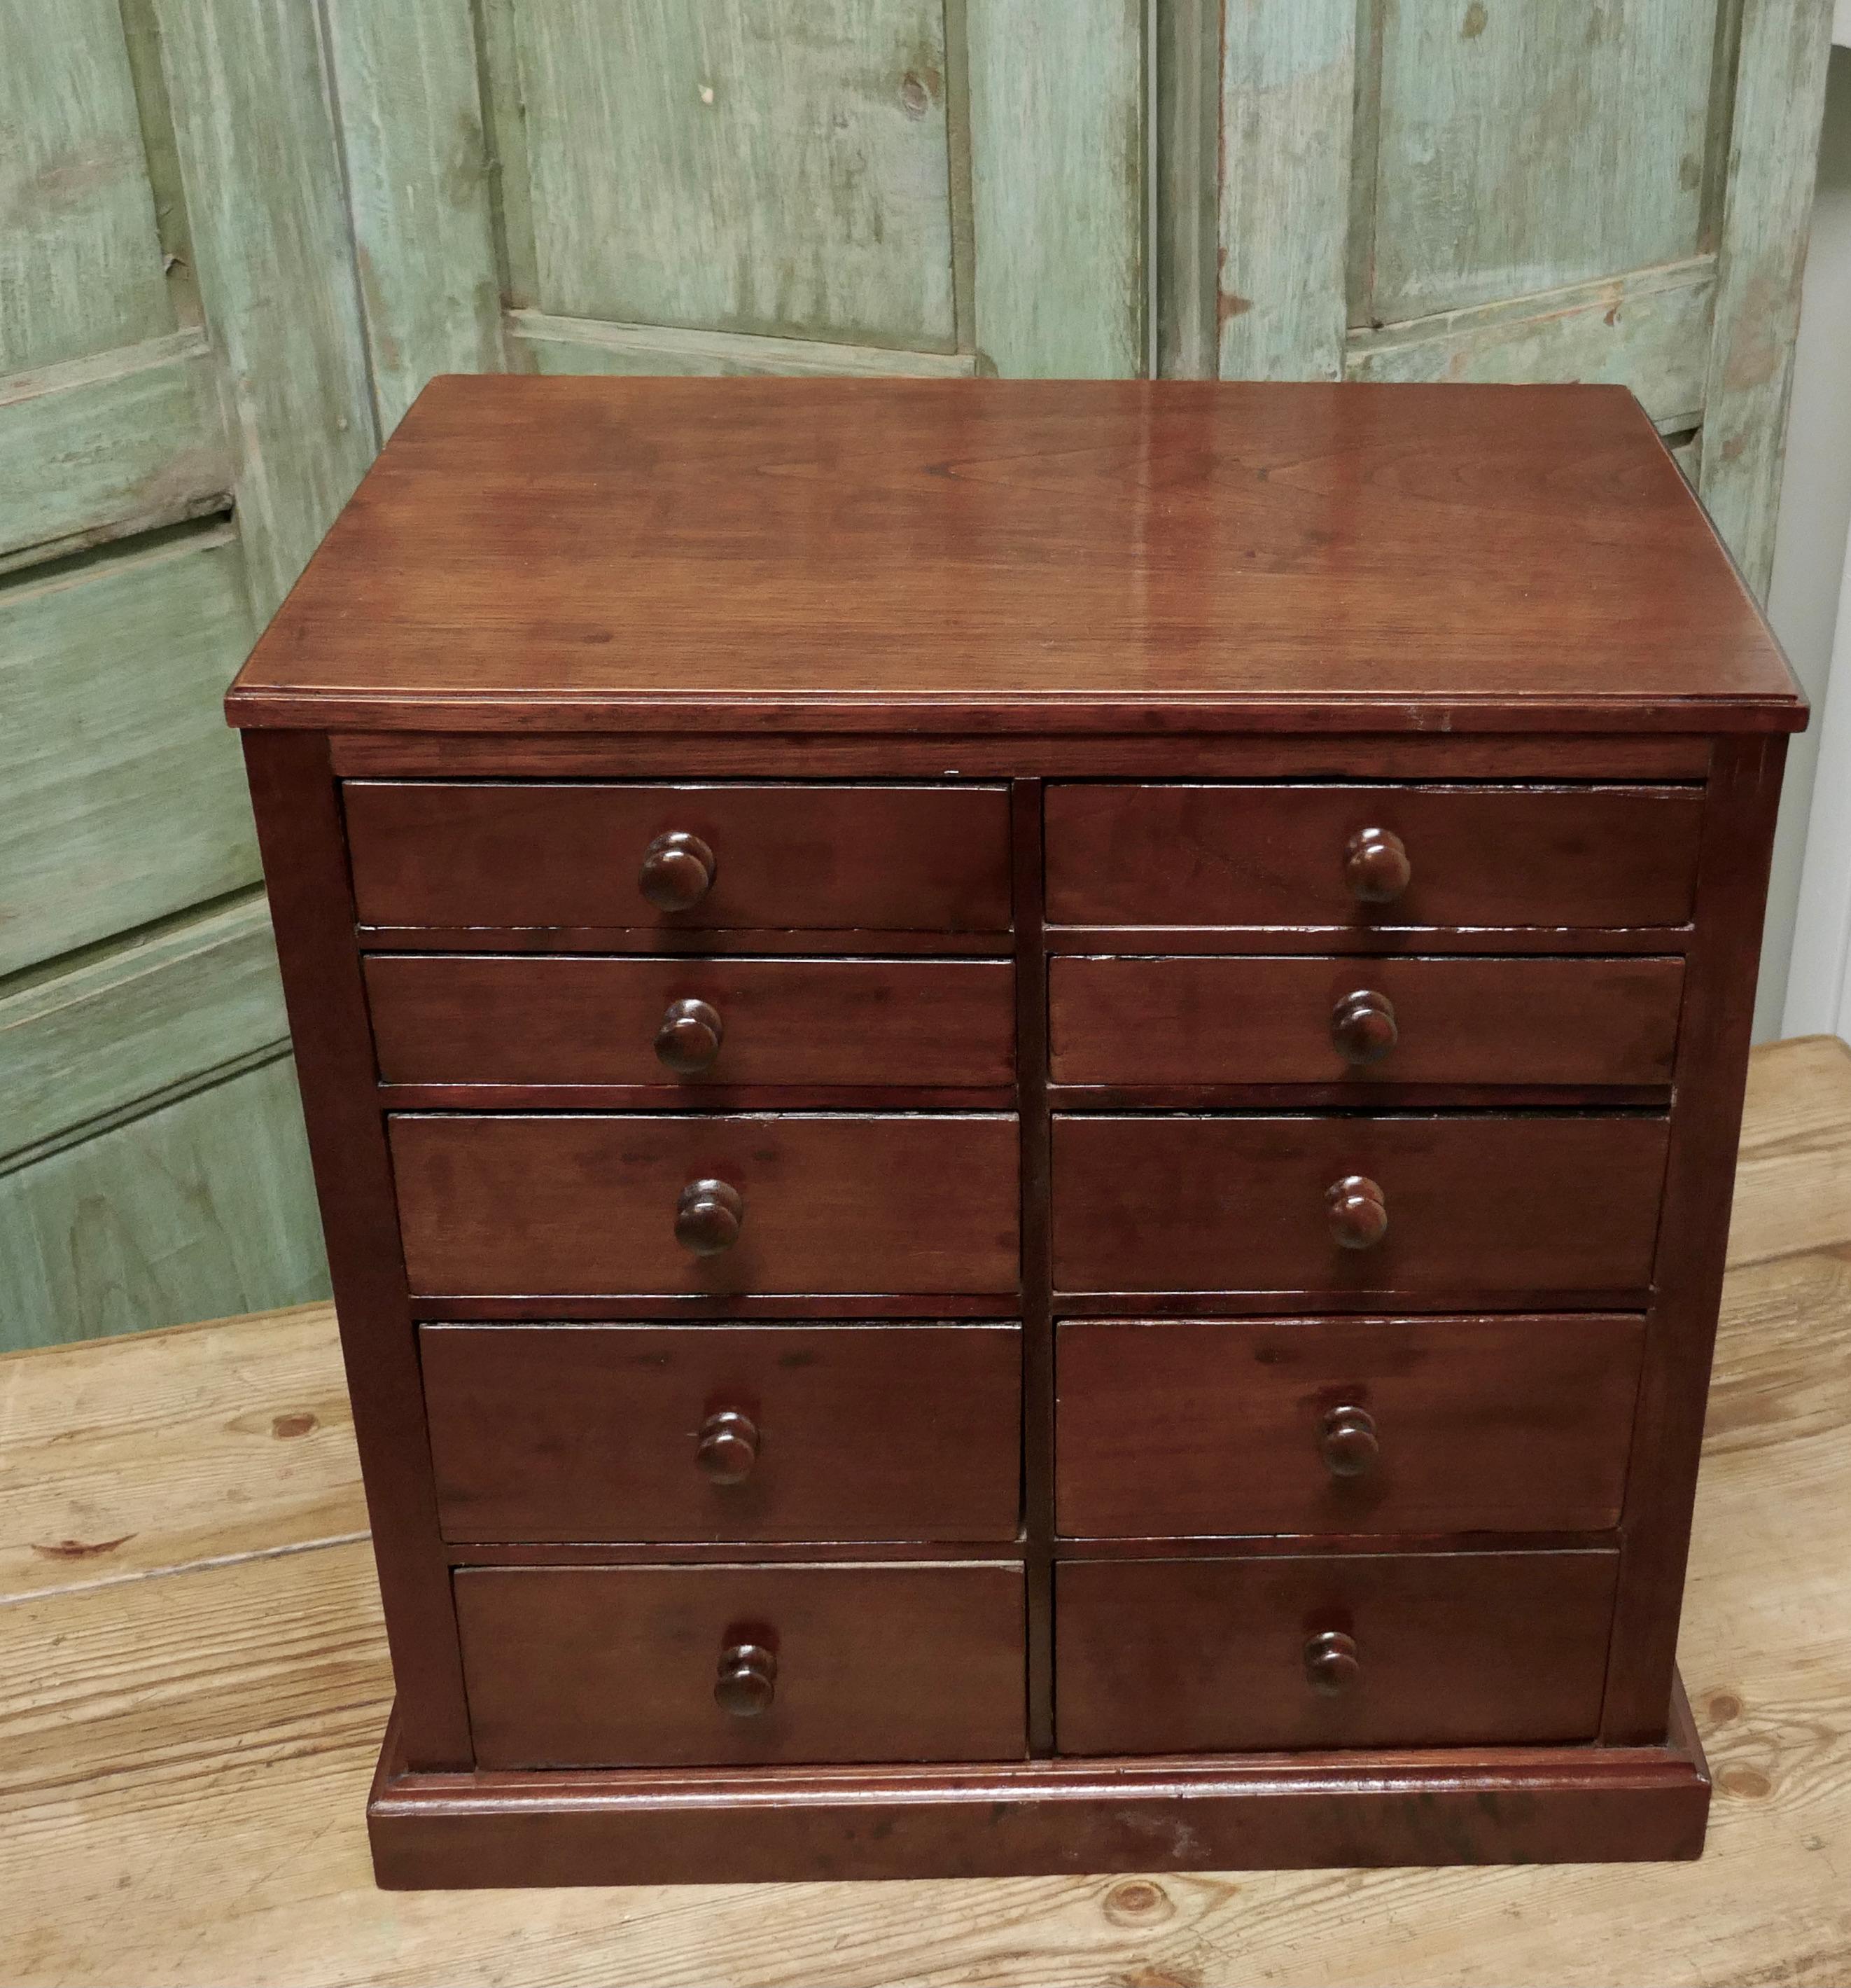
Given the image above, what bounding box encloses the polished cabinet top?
[225,377,1803,737]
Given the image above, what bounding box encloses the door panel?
[0,1057,323,1354]
[326,0,1147,425]
[0,0,176,372]
[0,0,364,1348]
[3,532,257,976]
[1365,0,1722,322]
[512,0,956,350]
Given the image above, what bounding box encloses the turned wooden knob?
[638,830,717,911]
[714,1641,776,1716]
[1343,826,1411,905]
[674,1178,743,1256]
[1319,1404,1380,1478]
[696,1408,759,1485]
[1326,1174,1388,1250]
[1330,989,1397,1065]
[655,996,724,1074]
[1304,1630,1361,1695]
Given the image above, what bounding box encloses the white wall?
[1761,43,1851,1041]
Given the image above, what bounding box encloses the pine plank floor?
[4,1036,1849,1988]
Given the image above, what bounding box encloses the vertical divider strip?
[1012,777,1056,1755]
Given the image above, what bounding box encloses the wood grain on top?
[225,377,1803,735]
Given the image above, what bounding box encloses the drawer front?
[345,782,1012,933]
[366,955,1016,1088]
[1055,1550,1618,1753]
[1048,956,1684,1089]
[1055,1316,1643,1538]
[391,1113,1019,1297]
[1045,784,1703,930]
[1051,1115,1668,1296]
[423,1322,1023,1543]
[455,1563,1028,1768]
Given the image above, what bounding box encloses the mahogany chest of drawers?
[228,376,1805,1885]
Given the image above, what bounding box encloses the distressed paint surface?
[153,0,377,617]
[509,0,956,350]
[1367,0,1719,324]
[0,334,230,570]
[1217,0,1355,380]
[0,529,258,978]
[0,1055,328,1355]
[1155,0,1220,379]
[322,0,504,436]
[513,312,972,377]
[0,0,173,373]
[0,894,289,1174]
[968,0,1145,377]
[1347,258,1714,426]
[1700,0,1834,597]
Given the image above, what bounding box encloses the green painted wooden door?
[0,1,1829,1349]
[0,0,375,1349]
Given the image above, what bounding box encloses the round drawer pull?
[1343,826,1411,905]
[1330,989,1397,1065]
[638,830,717,912]
[1304,1629,1361,1696]
[675,1178,743,1256]
[696,1408,759,1485]
[655,996,724,1074]
[1326,1174,1388,1250]
[1318,1404,1380,1478]
[715,1641,777,1717]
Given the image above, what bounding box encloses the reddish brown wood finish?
[330,732,1718,780]
[1054,1316,1644,1538]
[1045,926,1694,959]
[360,926,1011,959]
[368,1684,1711,1883]
[1045,785,1703,931]
[1054,1549,1620,1754]
[420,1322,1023,1544]
[1050,1114,1670,1296]
[225,379,1801,1882]
[452,1563,1027,1769]
[1603,735,1791,1740]
[226,378,1802,737]
[389,1113,1019,1298]
[364,955,1015,1088]
[343,782,1012,933]
[1049,955,1684,1089]
[1011,779,1056,1755]
[238,733,473,1770]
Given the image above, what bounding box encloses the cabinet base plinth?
[368,1676,1709,1887]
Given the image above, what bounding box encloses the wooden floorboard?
[1,1036,1848,1987]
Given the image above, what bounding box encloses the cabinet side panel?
[1602,732,1787,1741]
[240,730,473,1767]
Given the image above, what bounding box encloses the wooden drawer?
[1054,1549,1618,1753]
[455,1563,1028,1768]
[1044,784,1703,930]
[422,1322,1023,1543]
[1048,956,1684,1089]
[344,782,1012,933]
[365,954,1015,1089]
[1055,1316,1643,1538]
[1051,1115,1668,1298]
[390,1113,1019,1298]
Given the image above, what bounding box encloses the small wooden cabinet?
[228,376,1803,1885]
